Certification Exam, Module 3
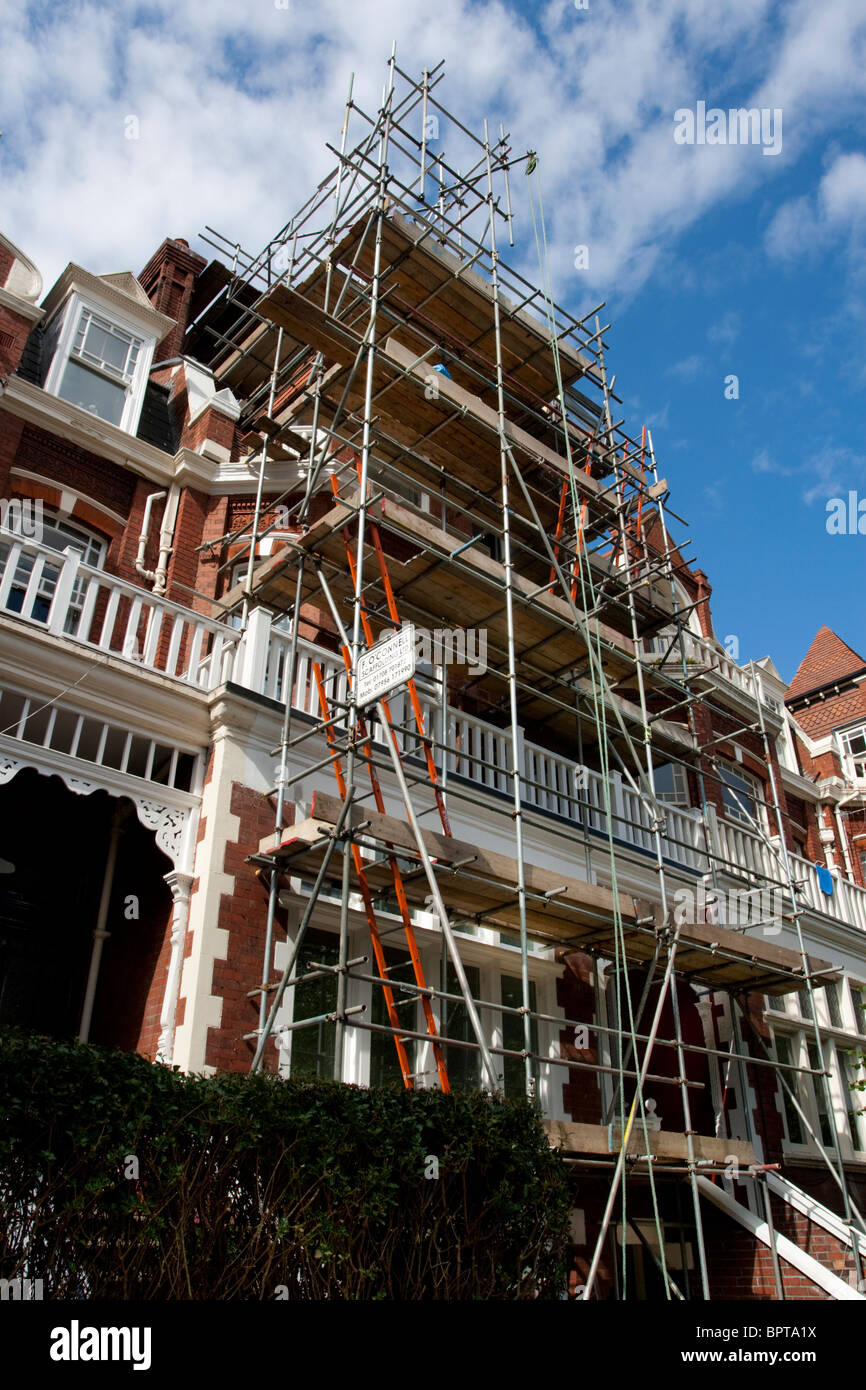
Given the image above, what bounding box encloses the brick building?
[2,194,866,1303]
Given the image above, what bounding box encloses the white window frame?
[43,291,156,435]
[717,758,763,829]
[654,760,690,806]
[769,984,866,1160]
[1,504,108,634]
[837,723,866,782]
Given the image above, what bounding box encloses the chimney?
[138,237,207,363]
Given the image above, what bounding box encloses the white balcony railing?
[0,536,240,688]
[3,535,865,935]
[641,629,781,712]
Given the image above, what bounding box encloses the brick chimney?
[138,237,207,363]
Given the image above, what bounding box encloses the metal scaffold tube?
[192,48,866,1303]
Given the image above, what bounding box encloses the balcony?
[3,532,865,938]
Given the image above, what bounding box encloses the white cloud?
[707,311,740,349]
[766,150,866,261]
[751,448,791,475]
[667,354,704,379]
[2,0,866,314]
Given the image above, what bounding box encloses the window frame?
[837,722,866,781]
[1,504,108,633]
[43,291,156,435]
[717,758,763,829]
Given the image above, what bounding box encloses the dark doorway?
[0,769,172,1051]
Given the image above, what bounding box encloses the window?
[501,973,538,1099]
[0,507,107,634]
[56,308,143,426]
[368,948,416,1088]
[718,760,761,827]
[851,983,866,1035]
[806,1039,835,1148]
[826,981,843,1029]
[774,1034,805,1143]
[774,988,866,1159]
[840,1050,865,1152]
[42,290,157,436]
[839,724,866,780]
[286,932,338,1080]
[654,761,689,806]
[442,963,481,1092]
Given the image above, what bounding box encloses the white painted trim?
[695,1174,864,1299]
[0,286,44,323]
[0,739,199,870]
[1,376,175,484]
[766,1170,857,1249]
[40,264,173,341]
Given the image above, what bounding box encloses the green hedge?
[0,1032,570,1300]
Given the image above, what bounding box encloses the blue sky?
[2,0,864,682]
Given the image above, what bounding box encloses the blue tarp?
[815,862,835,896]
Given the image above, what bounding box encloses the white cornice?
[0,616,212,749]
[1,379,307,499]
[0,286,44,324]
[0,376,175,484]
[779,764,822,803]
[0,232,43,303]
[41,264,174,341]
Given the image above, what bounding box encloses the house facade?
[1,223,865,1301]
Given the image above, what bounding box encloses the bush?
[0,1031,570,1300]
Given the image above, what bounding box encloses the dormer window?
[38,264,175,437]
[56,308,143,426]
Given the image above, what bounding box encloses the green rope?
[526,167,671,1300]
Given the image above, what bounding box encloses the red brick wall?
[8,422,137,524]
[181,405,237,456]
[138,238,206,363]
[557,951,601,1123]
[0,304,36,376]
[0,408,25,495]
[0,243,15,288]
[705,1191,858,1300]
[204,781,295,1074]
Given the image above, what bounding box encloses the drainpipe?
[78,803,132,1043]
[153,483,180,596]
[834,790,862,881]
[135,490,166,586]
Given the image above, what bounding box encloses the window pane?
[501,973,538,1099]
[443,963,481,1092]
[840,1051,864,1151]
[851,985,866,1034]
[58,358,126,424]
[720,763,756,824]
[826,982,843,1028]
[75,310,140,380]
[290,933,338,1080]
[369,948,416,1088]
[807,1040,834,1148]
[774,1034,804,1143]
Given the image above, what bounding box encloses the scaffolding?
[186,48,866,1299]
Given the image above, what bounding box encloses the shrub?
[0,1031,570,1300]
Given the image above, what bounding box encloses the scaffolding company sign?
[356,626,416,708]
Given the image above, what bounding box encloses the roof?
[786,626,866,702]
